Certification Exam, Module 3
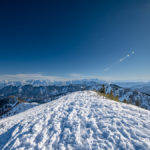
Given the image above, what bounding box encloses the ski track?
[0,91,150,150]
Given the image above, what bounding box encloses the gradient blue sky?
[0,0,150,81]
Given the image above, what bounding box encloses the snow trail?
[0,91,150,150]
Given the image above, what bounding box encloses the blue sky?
[0,0,150,81]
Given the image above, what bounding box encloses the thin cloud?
[120,51,135,62]
[0,73,89,81]
[120,54,130,62]
[0,72,149,82]
[0,73,115,81]
[104,50,135,72]
[104,66,111,72]
[0,51,136,81]
[68,73,104,80]
[0,74,67,81]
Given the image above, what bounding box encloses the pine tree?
[136,100,140,106]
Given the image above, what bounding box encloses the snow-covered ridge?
[0,91,150,150]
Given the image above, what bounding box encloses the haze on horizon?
[0,0,150,81]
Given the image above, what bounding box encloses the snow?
[0,102,38,119]
[0,91,150,150]
[103,84,150,110]
[0,79,105,89]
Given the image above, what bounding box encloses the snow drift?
[0,91,150,150]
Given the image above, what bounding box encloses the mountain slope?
[0,91,150,150]
[102,84,150,110]
[0,102,38,119]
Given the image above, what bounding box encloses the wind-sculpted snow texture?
[0,91,150,150]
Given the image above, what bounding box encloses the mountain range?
[0,80,150,114]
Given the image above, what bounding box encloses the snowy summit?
[0,91,150,150]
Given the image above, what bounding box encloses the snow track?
[0,91,150,150]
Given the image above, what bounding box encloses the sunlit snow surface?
[0,102,38,119]
[0,91,150,150]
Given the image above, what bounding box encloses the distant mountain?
[1,79,150,94]
[0,82,150,110]
[0,79,106,89]
[114,81,148,88]
[0,83,102,103]
[135,85,150,95]
[115,81,150,95]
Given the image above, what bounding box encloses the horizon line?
[0,73,149,82]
